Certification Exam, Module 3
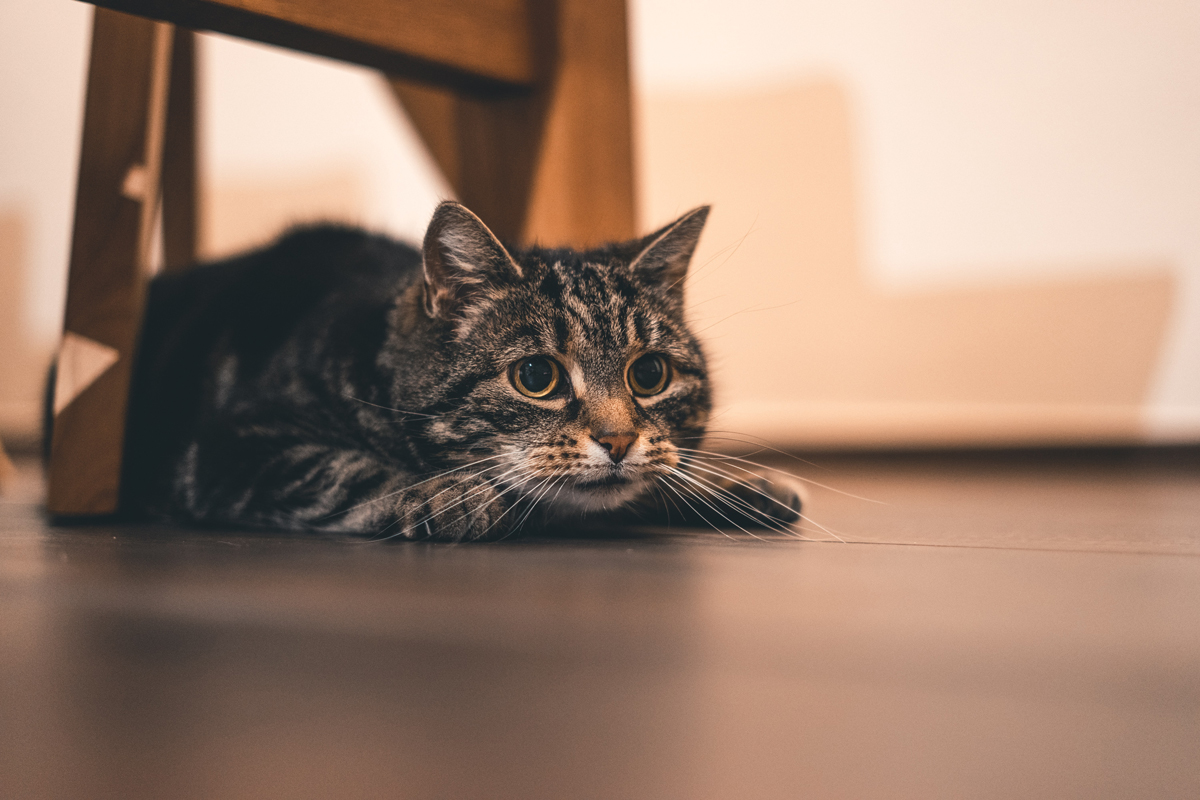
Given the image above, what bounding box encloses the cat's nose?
[593,431,637,464]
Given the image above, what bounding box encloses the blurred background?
[3,0,1199,451]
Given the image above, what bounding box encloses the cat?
[117,201,801,540]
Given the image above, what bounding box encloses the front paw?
[681,468,802,529]
[387,474,512,541]
[722,472,802,527]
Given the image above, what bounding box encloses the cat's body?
[117,202,800,540]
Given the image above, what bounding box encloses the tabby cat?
[119,201,801,540]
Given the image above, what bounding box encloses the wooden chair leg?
[391,0,635,247]
[48,8,174,516]
[391,82,544,243]
[162,26,199,272]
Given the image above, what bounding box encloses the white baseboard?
[710,401,1200,450]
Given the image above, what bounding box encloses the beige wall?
[640,83,1175,446]
[630,0,1200,444]
[2,0,1198,448]
[0,0,89,443]
[0,212,46,445]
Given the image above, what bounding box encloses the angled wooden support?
[89,0,540,95]
[48,8,175,515]
[391,0,636,247]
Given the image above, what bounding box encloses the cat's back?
[122,226,422,513]
[147,225,420,339]
[137,223,424,403]
[139,225,420,374]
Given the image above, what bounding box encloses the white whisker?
[679,457,848,543]
[679,458,802,518]
[665,468,776,542]
[374,462,528,541]
[676,446,884,504]
[332,454,511,522]
[485,468,553,541]
[673,465,827,542]
[656,473,741,542]
[512,468,567,533]
[343,394,442,419]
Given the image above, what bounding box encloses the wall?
[632,0,1200,445]
[2,0,1198,448]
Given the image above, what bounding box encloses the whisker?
[343,394,442,419]
[373,462,528,541]
[665,472,774,542]
[331,454,511,521]
[670,217,757,293]
[655,473,743,542]
[497,477,551,541]
[665,468,777,542]
[486,469,554,542]
[677,432,829,471]
[458,469,538,542]
[690,305,771,336]
[653,483,687,527]
[678,457,848,543]
[679,458,803,518]
[655,475,735,540]
[676,446,885,504]
[673,434,821,472]
[673,465,827,542]
[674,464,799,530]
[512,468,568,533]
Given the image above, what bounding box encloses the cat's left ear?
[628,206,710,292]
[422,201,523,318]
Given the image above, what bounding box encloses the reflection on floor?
[1,449,1198,799]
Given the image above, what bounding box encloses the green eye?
[512,356,561,398]
[629,354,669,396]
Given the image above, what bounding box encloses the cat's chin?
[540,474,650,515]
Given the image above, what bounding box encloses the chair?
[48,0,637,515]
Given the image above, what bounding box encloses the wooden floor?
[2,449,1198,799]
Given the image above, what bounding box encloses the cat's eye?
[628,354,669,396]
[511,356,561,398]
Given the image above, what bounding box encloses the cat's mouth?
[572,473,633,489]
[535,467,648,515]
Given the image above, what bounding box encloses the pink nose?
[593,432,636,463]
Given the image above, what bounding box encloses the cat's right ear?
[628,206,710,293]
[421,201,523,318]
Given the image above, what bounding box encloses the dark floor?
[2,449,1199,800]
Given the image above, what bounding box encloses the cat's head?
[408,201,711,515]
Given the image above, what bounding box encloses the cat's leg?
[638,466,802,532]
[170,433,514,540]
[356,471,515,541]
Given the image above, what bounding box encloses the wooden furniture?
[48,0,636,516]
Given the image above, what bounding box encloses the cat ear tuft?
[628,206,710,292]
[422,201,522,318]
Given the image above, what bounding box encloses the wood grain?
[7,450,1200,799]
[90,0,539,95]
[48,8,172,515]
[392,0,635,247]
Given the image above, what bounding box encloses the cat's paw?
[386,474,512,541]
[720,471,802,528]
[680,468,802,530]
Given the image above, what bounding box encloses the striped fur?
[120,202,800,540]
